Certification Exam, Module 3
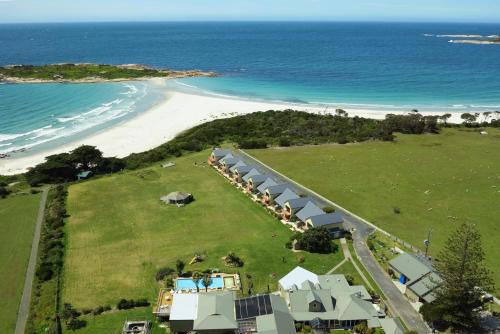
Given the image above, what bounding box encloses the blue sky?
[0,0,500,23]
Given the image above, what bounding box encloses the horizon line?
[1,19,500,25]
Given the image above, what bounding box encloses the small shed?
[161,162,176,168]
[77,170,92,180]
[161,191,193,205]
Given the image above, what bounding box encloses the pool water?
[176,277,224,291]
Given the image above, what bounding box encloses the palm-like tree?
[201,274,213,292]
[192,271,202,293]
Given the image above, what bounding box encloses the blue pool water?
[1,22,500,155]
[176,277,224,291]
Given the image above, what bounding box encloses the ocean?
[1,22,500,155]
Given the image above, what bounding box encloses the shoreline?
[0,89,475,175]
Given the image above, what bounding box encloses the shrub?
[393,207,401,214]
[323,206,335,213]
[0,186,10,198]
[367,238,375,251]
[298,227,335,254]
[66,319,87,330]
[175,259,185,276]
[92,306,104,315]
[345,274,355,285]
[225,251,244,267]
[117,298,150,310]
[278,137,291,147]
[81,308,92,315]
[297,256,305,263]
[155,267,175,281]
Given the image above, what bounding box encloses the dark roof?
[221,157,240,166]
[286,197,315,210]
[212,148,232,159]
[229,160,247,173]
[249,174,272,185]
[242,169,261,182]
[275,189,300,208]
[235,294,273,320]
[266,184,292,196]
[219,153,234,163]
[232,165,254,175]
[307,212,344,227]
[389,253,432,282]
[407,272,442,301]
[257,178,278,194]
[295,202,325,222]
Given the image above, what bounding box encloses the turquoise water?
[0,80,166,155]
[176,277,224,291]
[1,22,500,156]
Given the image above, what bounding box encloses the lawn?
[63,150,343,315]
[0,193,41,334]
[248,128,500,292]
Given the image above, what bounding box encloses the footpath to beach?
[15,188,49,334]
[0,89,466,175]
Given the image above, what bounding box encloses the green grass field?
[63,149,343,318]
[0,193,41,334]
[248,128,500,292]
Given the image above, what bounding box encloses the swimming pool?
[175,277,224,291]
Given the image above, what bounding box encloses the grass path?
[15,188,48,334]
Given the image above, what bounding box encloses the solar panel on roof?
[235,294,273,320]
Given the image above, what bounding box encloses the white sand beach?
[0,90,466,175]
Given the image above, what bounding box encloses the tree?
[175,259,185,276]
[299,227,336,253]
[201,274,213,292]
[192,271,202,293]
[70,145,103,169]
[439,113,452,126]
[431,223,494,331]
[482,111,492,123]
[0,186,10,198]
[461,113,477,125]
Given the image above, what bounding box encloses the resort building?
[230,165,255,183]
[170,292,238,333]
[256,177,277,196]
[282,197,316,221]
[169,292,296,334]
[229,160,247,174]
[294,202,325,227]
[262,184,293,206]
[246,174,273,193]
[304,212,345,238]
[220,157,242,174]
[389,253,441,303]
[274,188,300,210]
[278,267,384,331]
[208,149,232,165]
[241,168,261,185]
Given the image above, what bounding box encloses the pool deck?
[153,273,240,317]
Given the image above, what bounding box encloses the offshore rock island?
[0,63,216,83]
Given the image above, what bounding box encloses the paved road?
[15,188,49,334]
[239,150,431,333]
[348,221,431,334]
